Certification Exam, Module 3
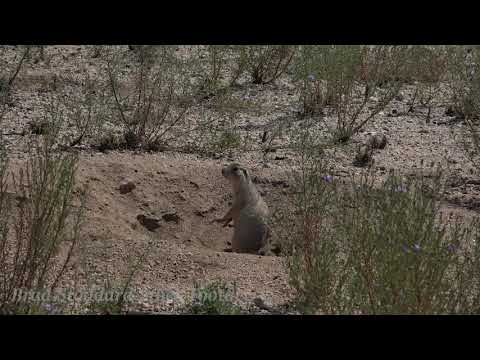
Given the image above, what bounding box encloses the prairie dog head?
[221,163,250,193]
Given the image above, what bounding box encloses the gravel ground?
[1,46,479,314]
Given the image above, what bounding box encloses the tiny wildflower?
[412,244,421,253]
[44,303,55,314]
[307,74,316,81]
[446,244,456,253]
[322,175,333,183]
[394,185,408,193]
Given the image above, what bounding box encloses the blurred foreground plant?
[0,132,86,314]
[274,131,480,314]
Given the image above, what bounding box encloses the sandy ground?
[1,45,479,314]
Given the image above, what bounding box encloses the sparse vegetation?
[274,132,480,314]
[445,46,480,169]
[294,45,409,142]
[1,45,480,315]
[101,46,196,150]
[0,46,30,124]
[0,134,86,314]
[240,45,297,85]
[183,280,242,315]
[58,70,108,148]
[85,242,151,315]
[403,46,449,121]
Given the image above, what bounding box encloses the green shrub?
[0,46,30,124]
[212,128,242,153]
[402,46,449,120]
[274,134,480,314]
[58,70,108,148]
[84,243,151,315]
[0,134,85,314]
[445,46,480,169]
[293,45,408,142]
[192,45,297,92]
[240,45,297,85]
[183,281,242,315]
[102,46,196,150]
[181,92,257,156]
[197,45,233,93]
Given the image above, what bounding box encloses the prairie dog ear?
[240,167,249,180]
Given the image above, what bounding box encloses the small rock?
[194,210,205,217]
[137,214,161,232]
[445,106,456,117]
[162,212,181,224]
[367,133,388,150]
[195,206,216,217]
[119,179,136,194]
[189,181,200,189]
[353,145,374,167]
[271,180,289,188]
[253,297,265,308]
[253,298,277,313]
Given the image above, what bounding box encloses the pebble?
[119,179,135,194]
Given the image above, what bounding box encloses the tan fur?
[215,163,269,254]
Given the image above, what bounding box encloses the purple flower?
[412,244,421,253]
[446,244,456,253]
[394,185,408,193]
[322,175,333,183]
[44,303,55,314]
[307,74,316,81]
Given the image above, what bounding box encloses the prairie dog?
[215,163,269,254]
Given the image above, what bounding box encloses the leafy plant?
[0,134,86,314]
[102,46,195,150]
[445,46,480,169]
[0,46,30,125]
[274,133,480,314]
[58,70,108,148]
[403,46,449,121]
[240,45,297,85]
[294,45,408,142]
[183,281,242,315]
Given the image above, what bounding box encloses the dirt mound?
[72,151,293,313]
